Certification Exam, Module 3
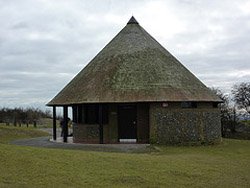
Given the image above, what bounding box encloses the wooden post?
[72,106,77,123]
[53,106,57,141]
[70,105,77,137]
[63,106,68,143]
[99,104,103,144]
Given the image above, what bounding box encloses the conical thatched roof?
[48,16,220,106]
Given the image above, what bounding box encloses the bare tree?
[232,82,250,115]
[0,107,52,126]
[210,88,238,134]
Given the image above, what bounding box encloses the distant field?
[0,126,250,187]
[0,118,59,128]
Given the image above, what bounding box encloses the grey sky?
[0,0,250,111]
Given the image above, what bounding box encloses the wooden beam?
[63,106,68,143]
[99,104,103,144]
[52,106,57,140]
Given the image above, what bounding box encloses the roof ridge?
[127,16,139,24]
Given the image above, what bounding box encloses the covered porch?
[51,103,150,144]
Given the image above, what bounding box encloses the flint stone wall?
[149,103,221,145]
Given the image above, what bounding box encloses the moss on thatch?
[48,17,220,106]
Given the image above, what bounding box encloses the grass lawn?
[0,126,249,187]
[0,125,49,143]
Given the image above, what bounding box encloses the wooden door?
[118,105,137,140]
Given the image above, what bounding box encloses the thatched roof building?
[48,16,219,106]
[48,17,221,145]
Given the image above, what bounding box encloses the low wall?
[73,124,100,143]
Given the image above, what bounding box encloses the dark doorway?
[118,104,137,140]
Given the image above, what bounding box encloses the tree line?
[211,82,250,137]
[0,107,51,127]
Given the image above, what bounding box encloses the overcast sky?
[0,0,250,111]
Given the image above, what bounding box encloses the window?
[77,104,109,124]
[181,102,197,108]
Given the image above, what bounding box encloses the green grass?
[0,125,48,143]
[0,126,250,187]
[37,118,60,128]
[241,120,250,126]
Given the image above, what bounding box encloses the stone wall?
[73,124,100,143]
[149,102,221,145]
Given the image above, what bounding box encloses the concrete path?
[11,128,152,153]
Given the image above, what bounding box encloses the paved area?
[39,128,72,137]
[11,128,151,153]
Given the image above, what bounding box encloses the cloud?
[0,0,249,110]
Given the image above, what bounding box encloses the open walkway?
[11,128,151,153]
